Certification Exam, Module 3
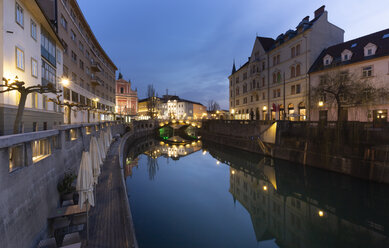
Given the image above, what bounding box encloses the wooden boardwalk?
[81,139,136,248]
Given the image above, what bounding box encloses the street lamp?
[60,78,70,87]
[318,100,324,107]
[263,106,267,111]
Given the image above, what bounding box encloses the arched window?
[296,64,301,76]
[277,72,281,83]
[120,87,124,94]
[290,66,295,78]
[272,73,276,84]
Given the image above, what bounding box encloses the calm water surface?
[125,140,389,248]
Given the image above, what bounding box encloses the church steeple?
[231,59,236,74]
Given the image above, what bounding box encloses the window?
[363,66,373,77]
[80,78,84,88]
[15,2,24,27]
[256,95,259,101]
[273,56,277,66]
[62,39,68,54]
[368,49,372,55]
[277,72,281,83]
[236,77,239,84]
[31,92,38,108]
[262,92,266,100]
[86,67,90,75]
[262,77,265,87]
[71,29,76,41]
[70,9,76,21]
[291,47,295,58]
[120,87,124,93]
[236,87,239,95]
[344,54,348,61]
[236,99,239,106]
[41,29,56,66]
[63,87,70,100]
[57,49,62,64]
[71,90,79,102]
[273,89,277,98]
[296,44,300,56]
[79,41,84,52]
[243,97,247,104]
[71,50,77,62]
[243,72,247,80]
[290,66,295,78]
[262,62,265,70]
[291,85,295,95]
[42,95,47,110]
[31,19,37,40]
[41,60,56,86]
[296,64,301,76]
[32,138,51,163]
[31,58,38,77]
[325,59,329,65]
[277,55,280,64]
[250,96,253,102]
[277,89,281,97]
[272,73,276,84]
[16,47,24,70]
[60,15,67,30]
[296,84,301,94]
[364,43,377,56]
[72,72,77,83]
[63,65,69,78]
[243,84,247,93]
[79,60,84,70]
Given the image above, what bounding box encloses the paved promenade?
[81,139,136,247]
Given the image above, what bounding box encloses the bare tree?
[147,156,159,180]
[147,84,158,119]
[311,71,389,121]
[207,99,220,112]
[49,95,86,124]
[1,77,61,134]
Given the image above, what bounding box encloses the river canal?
[124,139,389,248]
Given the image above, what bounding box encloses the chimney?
[303,16,309,22]
[314,5,325,19]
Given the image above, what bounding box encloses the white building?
[0,0,64,135]
[309,28,389,123]
[229,6,344,121]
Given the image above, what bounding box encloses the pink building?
[116,78,138,116]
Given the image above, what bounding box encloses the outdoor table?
[48,205,89,220]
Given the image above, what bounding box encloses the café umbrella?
[98,131,106,161]
[76,151,95,243]
[90,136,101,202]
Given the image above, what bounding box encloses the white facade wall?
[1,0,63,118]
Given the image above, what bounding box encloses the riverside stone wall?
[0,122,126,248]
[201,120,389,183]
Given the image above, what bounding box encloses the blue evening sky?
[79,0,389,109]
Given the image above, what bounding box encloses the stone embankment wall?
[0,122,126,248]
[201,120,389,183]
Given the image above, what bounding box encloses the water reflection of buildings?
[206,143,389,248]
[144,140,202,160]
[125,157,139,178]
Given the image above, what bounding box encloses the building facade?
[229,6,344,121]
[309,28,389,123]
[0,0,64,135]
[116,78,138,118]
[39,0,117,124]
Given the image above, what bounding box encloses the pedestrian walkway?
[81,139,135,247]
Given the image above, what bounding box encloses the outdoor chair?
[61,232,81,247]
[37,237,57,248]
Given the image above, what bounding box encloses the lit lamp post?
[230,109,235,120]
[318,100,324,107]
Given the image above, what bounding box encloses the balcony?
[91,74,103,86]
[91,62,102,72]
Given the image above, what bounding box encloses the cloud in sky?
[78,0,389,109]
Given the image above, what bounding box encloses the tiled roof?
[309,28,389,73]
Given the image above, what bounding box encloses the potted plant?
[57,171,77,204]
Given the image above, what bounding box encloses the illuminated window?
[32,139,51,163]
[70,129,78,140]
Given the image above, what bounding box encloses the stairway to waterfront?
[80,138,136,248]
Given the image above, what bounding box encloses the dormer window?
[323,54,333,66]
[341,49,352,62]
[364,43,377,57]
